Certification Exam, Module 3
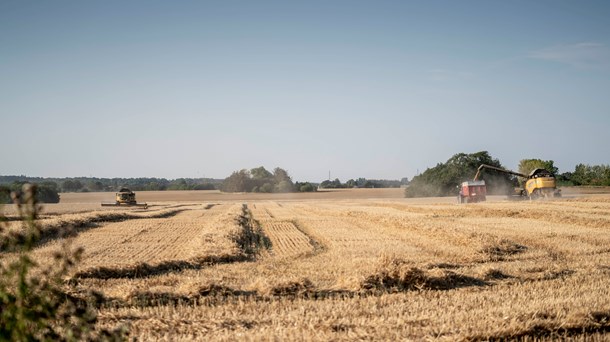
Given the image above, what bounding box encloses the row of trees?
[319,178,408,189]
[221,168,410,193]
[1,171,407,198]
[0,182,60,203]
[567,164,610,186]
[0,176,221,193]
[515,160,610,186]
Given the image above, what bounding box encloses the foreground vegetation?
[0,185,124,340]
[5,190,608,340]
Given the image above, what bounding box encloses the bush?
[36,182,60,203]
[260,183,274,193]
[191,183,216,190]
[275,180,294,193]
[296,182,316,192]
[0,182,60,204]
[0,184,125,340]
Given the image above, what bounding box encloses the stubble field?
[4,188,610,340]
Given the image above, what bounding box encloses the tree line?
[0,176,221,193]
[0,177,222,204]
[220,167,410,193]
[0,181,61,204]
[318,178,408,189]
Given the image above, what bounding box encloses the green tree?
[273,168,294,192]
[273,167,292,183]
[87,181,105,191]
[345,179,357,188]
[61,179,83,192]
[37,182,60,203]
[1,182,59,204]
[259,183,274,193]
[275,180,294,193]
[192,183,216,190]
[319,178,343,189]
[250,167,273,192]
[222,167,299,193]
[295,182,316,192]
[145,181,166,191]
[221,169,252,192]
[168,179,189,190]
[571,164,610,186]
[251,166,273,180]
[518,159,559,177]
[0,185,10,204]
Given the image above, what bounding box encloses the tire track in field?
[249,203,317,258]
[263,221,314,257]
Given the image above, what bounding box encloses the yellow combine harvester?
[101,188,147,208]
[473,164,561,199]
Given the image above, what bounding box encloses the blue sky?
[1,1,609,182]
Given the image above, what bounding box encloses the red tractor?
[458,180,487,203]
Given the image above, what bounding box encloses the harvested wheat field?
[5,190,610,340]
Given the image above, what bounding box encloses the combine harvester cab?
[525,169,561,198]
[458,180,487,203]
[101,188,148,209]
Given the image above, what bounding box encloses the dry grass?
[7,190,610,340]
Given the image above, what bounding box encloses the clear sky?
[1,0,609,182]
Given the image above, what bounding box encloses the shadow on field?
[471,310,610,341]
[74,254,250,279]
[125,284,257,306]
